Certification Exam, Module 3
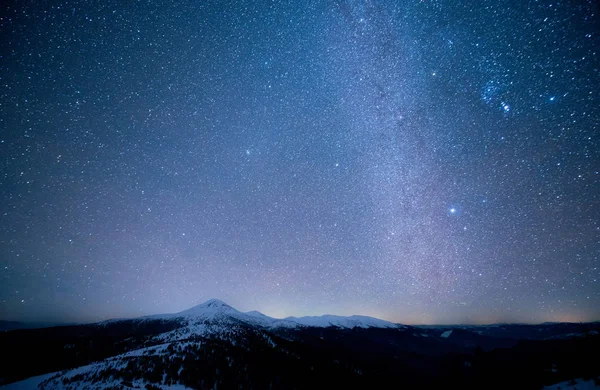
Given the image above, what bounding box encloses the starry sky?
[1,0,599,325]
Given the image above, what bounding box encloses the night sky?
[1,0,599,325]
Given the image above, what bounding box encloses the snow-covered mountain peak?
[176,298,237,316]
[143,299,403,340]
[203,298,230,307]
[245,310,271,318]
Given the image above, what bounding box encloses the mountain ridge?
[141,298,402,332]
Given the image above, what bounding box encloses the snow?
[543,378,599,389]
[260,332,277,348]
[282,314,399,329]
[1,372,196,390]
[177,299,237,317]
[136,301,404,345]
[0,344,197,390]
[119,342,171,357]
[100,299,407,340]
[245,310,270,318]
[128,381,192,390]
[245,310,278,325]
[0,373,56,389]
[2,298,407,388]
[440,330,453,338]
[143,299,403,333]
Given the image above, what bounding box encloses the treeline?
[0,318,183,385]
[42,328,600,389]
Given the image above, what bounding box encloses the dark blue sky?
[1,0,598,324]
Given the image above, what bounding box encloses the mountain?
[146,298,401,330]
[1,299,599,389]
[281,314,401,329]
[122,298,404,345]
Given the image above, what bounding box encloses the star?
[0,0,596,326]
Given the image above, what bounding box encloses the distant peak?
[175,298,237,317]
[201,298,230,308]
[245,310,269,318]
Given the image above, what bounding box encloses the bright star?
[450,208,456,214]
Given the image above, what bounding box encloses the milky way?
[1,0,598,324]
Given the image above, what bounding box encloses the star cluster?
[1,0,598,324]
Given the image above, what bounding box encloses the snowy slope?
[0,345,195,390]
[543,377,600,390]
[282,314,401,329]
